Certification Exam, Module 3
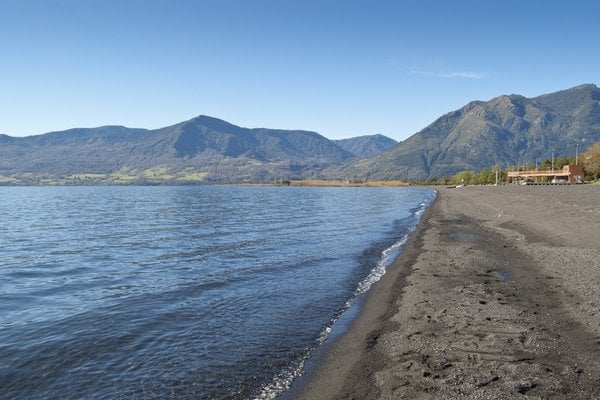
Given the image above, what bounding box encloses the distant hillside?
[340,84,600,180]
[2,84,599,184]
[0,116,354,184]
[333,134,397,157]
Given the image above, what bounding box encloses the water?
[0,186,435,399]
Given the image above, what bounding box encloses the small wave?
[253,358,306,400]
[351,191,434,303]
[256,190,436,400]
[254,233,412,400]
[353,234,409,297]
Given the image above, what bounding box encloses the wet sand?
[296,185,600,399]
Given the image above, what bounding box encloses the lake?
[0,186,434,399]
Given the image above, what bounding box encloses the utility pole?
[576,143,579,165]
[551,149,555,172]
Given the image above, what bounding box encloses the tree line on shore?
[422,142,600,186]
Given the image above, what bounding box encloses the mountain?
[2,84,599,184]
[341,84,600,180]
[0,116,354,184]
[333,134,397,157]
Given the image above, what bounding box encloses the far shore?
[2,174,599,187]
[226,179,411,187]
[294,184,600,399]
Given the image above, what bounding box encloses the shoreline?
[287,188,437,399]
[279,189,436,400]
[292,185,600,399]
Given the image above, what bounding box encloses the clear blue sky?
[1,0,599,140]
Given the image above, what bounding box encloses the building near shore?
[507,164,584,184]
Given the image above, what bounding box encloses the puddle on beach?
[488,269,511,281]
[450,232,483,242]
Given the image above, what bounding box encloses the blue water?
[0,186,434,399]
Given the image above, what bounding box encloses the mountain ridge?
[0,115,358,183]
[338,83,600,180]
[1,84,599,184]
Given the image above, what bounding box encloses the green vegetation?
[448,169,503,186]
[429,167,505,186]
[429,145,600,186]
[539,156,576,171]
[583,142,600,180]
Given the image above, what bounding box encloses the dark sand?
[296,185,600,399]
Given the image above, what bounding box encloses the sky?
[1,0,599,141]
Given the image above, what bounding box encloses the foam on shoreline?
[292,185,600,399]
[257,191,436,400]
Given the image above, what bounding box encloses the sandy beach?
[295,185,600,399]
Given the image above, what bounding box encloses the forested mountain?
[1,84,599,184]
[0,116,354,184]
[340,84,600,180]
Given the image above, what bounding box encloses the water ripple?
[0,186,434,399]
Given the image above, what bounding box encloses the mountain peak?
[535,83,599,99]
[532,83,600,113]
[333,134,397,157]
[1,114,355,183]
[1,84,599,184]
[570,83,598,91]
[186,115,242,131]
[344,83,600,181]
